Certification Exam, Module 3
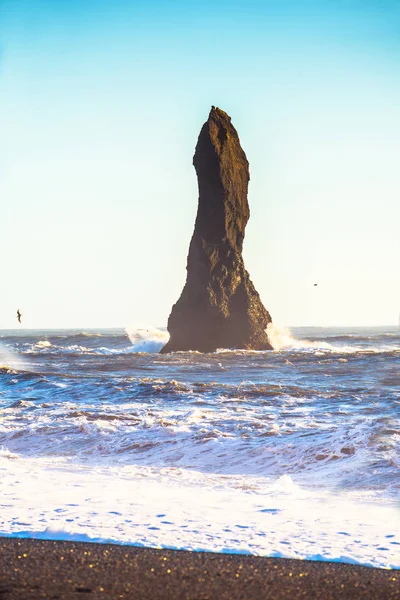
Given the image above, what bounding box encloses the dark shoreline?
[0,538,398,599]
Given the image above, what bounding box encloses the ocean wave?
[61,332,107,341]
[35,340,52,348]
[17,328,169,356]
[266,324,400,355]
[0,381,398,498]
[22,343,137,357]
[322,334,400,342]
[0,326,398,502]
[5,326,399,358]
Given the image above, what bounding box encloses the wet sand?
[0,538,398,599]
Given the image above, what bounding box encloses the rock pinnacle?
[161,107,272,353]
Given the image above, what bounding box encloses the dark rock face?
[161,107,272,353]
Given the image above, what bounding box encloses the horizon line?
[0,324,398,332]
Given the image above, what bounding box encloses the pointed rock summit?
[161,106,272,353]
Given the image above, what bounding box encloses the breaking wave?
[266,323,400,354]
[125,327,169,353]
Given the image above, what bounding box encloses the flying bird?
[16,309,22,324]
[314,283,318,287]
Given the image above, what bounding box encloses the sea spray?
[266,323,300,350]
[125,326,169,353]
[266,323,335,351]
[0,342,30,371]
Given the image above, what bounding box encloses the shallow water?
[0,326,399,568]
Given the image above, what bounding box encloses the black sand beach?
[0,538,398,599]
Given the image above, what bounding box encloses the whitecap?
[35,340,52,349]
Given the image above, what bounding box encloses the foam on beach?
[0,457,398,569]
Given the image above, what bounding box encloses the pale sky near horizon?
[1,0,399,329]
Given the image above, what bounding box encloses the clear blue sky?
[1,0,399,328]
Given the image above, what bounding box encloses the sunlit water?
[0,326,399,569]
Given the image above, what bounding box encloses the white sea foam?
[0,446,19,459]
[266,323,335,351]
[265,323,399,354]
[125,326,169,353]
[1,392,396,499]
[0,458,398,569]
[35,340,52,348]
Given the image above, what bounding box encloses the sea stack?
[161,107,272,353]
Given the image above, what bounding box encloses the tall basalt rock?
[161,107,272,353]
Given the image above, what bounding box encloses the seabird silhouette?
[314,283,318,287]
[16,309,22,324]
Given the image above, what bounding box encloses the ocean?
[0,326,399,569]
